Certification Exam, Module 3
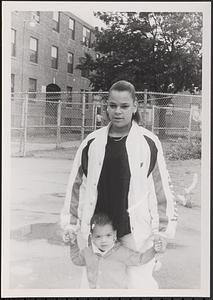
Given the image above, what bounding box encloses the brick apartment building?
[11,10,98,96]
[11,11,101,130]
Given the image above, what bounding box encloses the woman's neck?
[109,122,132,137]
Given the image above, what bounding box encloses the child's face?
[107,90,137,130]
[91,224,116,252]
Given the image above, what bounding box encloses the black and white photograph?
[2,1,211,298]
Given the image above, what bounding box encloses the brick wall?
[11,11,96,95]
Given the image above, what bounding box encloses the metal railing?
[11,91,202,156]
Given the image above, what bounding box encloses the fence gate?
[152,105,201,140]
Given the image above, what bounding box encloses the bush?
[166,138,201,160]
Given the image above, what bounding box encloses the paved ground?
[8,155,201,290]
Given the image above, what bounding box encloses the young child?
[64,213,164,289]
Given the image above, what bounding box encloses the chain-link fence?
[11,91,202,156]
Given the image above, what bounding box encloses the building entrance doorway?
[45,84,61,124]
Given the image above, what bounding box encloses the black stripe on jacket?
[144,135,158,177]
[144,135,169,231]
[81,138,95,177]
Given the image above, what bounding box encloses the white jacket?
[60,121,177,249]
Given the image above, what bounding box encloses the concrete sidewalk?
[10,157,83,289]
[12,140,81,153]
[9,157,201,290]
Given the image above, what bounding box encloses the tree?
[77,12,202,137]
[77,12,202,93]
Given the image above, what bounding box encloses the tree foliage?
[77,12,202,93]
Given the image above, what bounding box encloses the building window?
[69,18,75,39]
[52,11,60,32]
[11,74,15,95]
[29,37,38,63]
[66,86,72,107]
[28,78,37,100]
[82,26,91,47]
[67,52,74,73]
[31,11,40,23]
[51,46,58,69]
[11,29,16,57]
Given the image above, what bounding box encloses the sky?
[6,1,208,29]
[67,7,106,28]
[55,2,206,28]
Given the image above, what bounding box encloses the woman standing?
[60,80,177,288]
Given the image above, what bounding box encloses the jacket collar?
[90,241,121,257]
[105,120,139,139]
[91,241,115,256]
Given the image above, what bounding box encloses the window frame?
[28,78,37,101]
[69,18,75,40]
[51,45,58,69]
[52,11,60,32]
[29,36,38,63]
[67,52,74,74]
[82,26,91,47]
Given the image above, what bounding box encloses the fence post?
[144,89,148,127]
[151,105,155,133]
[81,92,86,141]
[190,94,193,106]
[92,102,96,130]
[56,100,62,149]
[188,106,192,142]
[22,92,28,157]
[19,94,25,154]
[94,104,97,131]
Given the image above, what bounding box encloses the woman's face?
[107,90,137,130]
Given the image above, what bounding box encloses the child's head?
[107,80,141,126]
[90,213,117,252]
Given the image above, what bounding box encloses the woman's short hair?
[108,80,141,124]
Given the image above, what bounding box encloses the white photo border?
[2,1,211,298]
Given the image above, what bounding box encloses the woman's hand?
[62,229,76,244]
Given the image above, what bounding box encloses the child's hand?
[153,235,167,253]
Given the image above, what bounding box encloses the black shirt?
[95,135,131,238]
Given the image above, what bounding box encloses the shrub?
[166,138,201,160]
